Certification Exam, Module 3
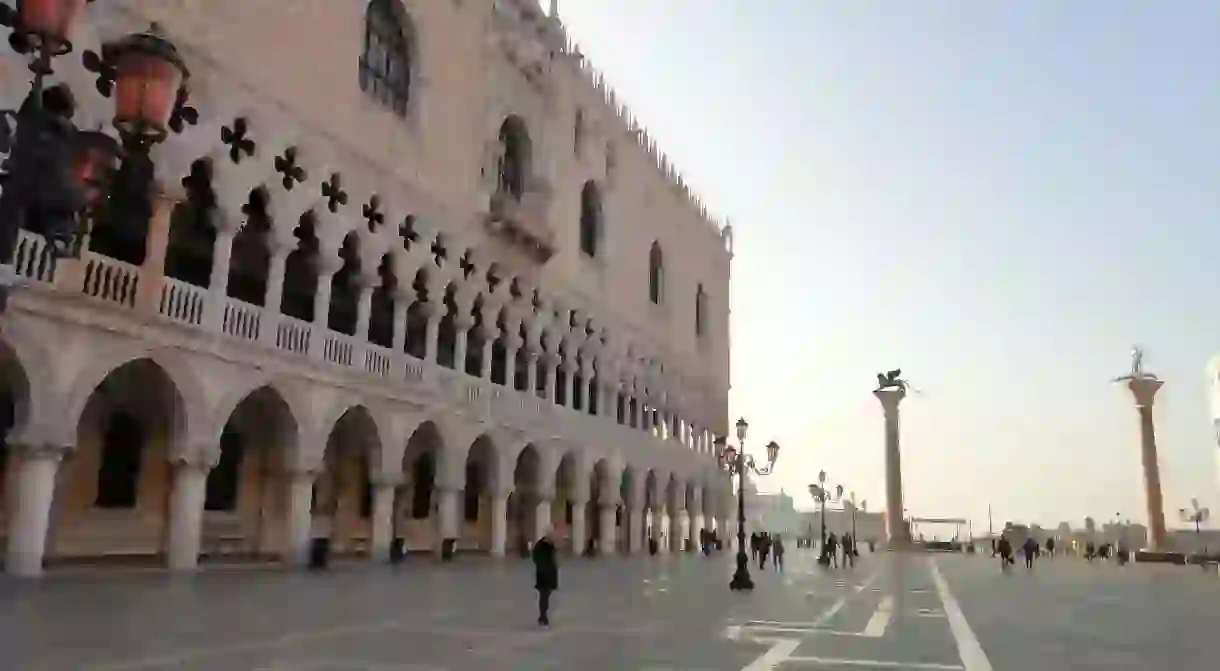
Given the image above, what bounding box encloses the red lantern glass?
[765,440,780,465]
[70,131,121,208]
[110,30,188,143]
[18,0,87,48]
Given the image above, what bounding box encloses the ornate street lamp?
[0,2,193,306]
[717,417,780,591]
[809,471,850,565]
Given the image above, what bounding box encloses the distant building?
[798,506,885,544]
[743,484,802,537]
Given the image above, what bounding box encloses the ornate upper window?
[359,0,414,117]
[579,180,601,258]
[497,116,531,200]
[695,283,707,336]
[648,241,664,305]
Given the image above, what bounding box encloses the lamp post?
[716,417,779,592]
[808,473,847,563]
[850,491,858,540]
[0,1,194,308]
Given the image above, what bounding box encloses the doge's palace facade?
[0,0,734,577]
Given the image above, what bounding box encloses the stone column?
[503,336,523,389]
[391,292,411,354]
[4,443,69,577]
[689,489,703,550]
[452,315,474,374]
[525,349,541,396]
[598,501,618,556]
[370,477,399,562]
[134,194,179,314]
[874,387,908,548]
[205,229,237,328]
[423,300,445,363]
[1128,376,1168,550]
[569,496,588,555]
[489,489,510,557]
[561,361,578,409]
[582,365,596,414]
[167,454,213,571]
[259,238,294,347]
[670,510,683,552]
[542,352,560,403]
[286,468,317,566]
[353,279,376,343]
[435,485,461,556]
[311,255,341,345]
[533,492,553,541]
[480,326,499,379]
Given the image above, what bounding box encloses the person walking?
[532,528,559,626]
[997,536,1013,573]
[750,532,759,561]
[772,535,785,572]
[842,533,855,568]
[826,533,839,569]
[758,533,771,570]
[1045,537,1056,559]
[1022,536,1038,570]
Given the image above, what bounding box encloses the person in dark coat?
[532,529,559,626]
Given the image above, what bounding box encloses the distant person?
[758,533,771,570]
[842,533,856,568]
[1045,537,1056,558]
[997,536,1014,573]
[1022,537,1038,570]
[750,532,760,561]
[532,528,559,626]
[1085,541,1096,562]
[826,533,839,568]
[772,535,785,571]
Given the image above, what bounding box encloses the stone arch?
[313,404,383,556]
[49,357,192,561]
[395,419,445,552]
[648,240,664,305]
[65,348,208,450]
[508,442,543,554]
[0,337,35,445]
[201,384,300,560]
[462,434,500,551]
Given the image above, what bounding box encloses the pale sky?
[551,0,1220,535]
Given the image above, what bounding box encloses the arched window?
[359,0,414,117]
[695,283,707,336]
[648,241,664,305]
[497,116,531,200]
[579,180,601,258]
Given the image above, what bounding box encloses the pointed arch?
[579,180,602,258]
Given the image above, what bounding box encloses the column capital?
[370,474,404,489]
[8,442,72,462]
[453,313,477,332]
[420,300,447,320]
[1126,376,1164,408]
[286,466,322,481]
[873,387,906,413]
[170,445,219,471]
[543,351,563,368]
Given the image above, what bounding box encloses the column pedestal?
[436,487,460,558]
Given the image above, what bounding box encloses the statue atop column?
[1115,345,1159,382]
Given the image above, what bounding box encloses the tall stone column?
[1127,376,1168,550]
[533,491,554,541]
[286,468,317,566]
[489,489,510,557]
[561,361,578,409]
[569,496,588,555]
[503,336,522,388]
[627,508,643,554]
[167,454,213,570]
[479,326,499,379]
[435,486,461,556]
[259,239,294,348]
[134,194,179,313]
[543,352,560,403]
[525,349,541,396]
[205,228,237,328]
[4,443,69,577]
[873,387,908,549]
[369,477,399,562]
[598,501,618,555]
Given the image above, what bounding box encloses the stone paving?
[2,549,1219,669]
